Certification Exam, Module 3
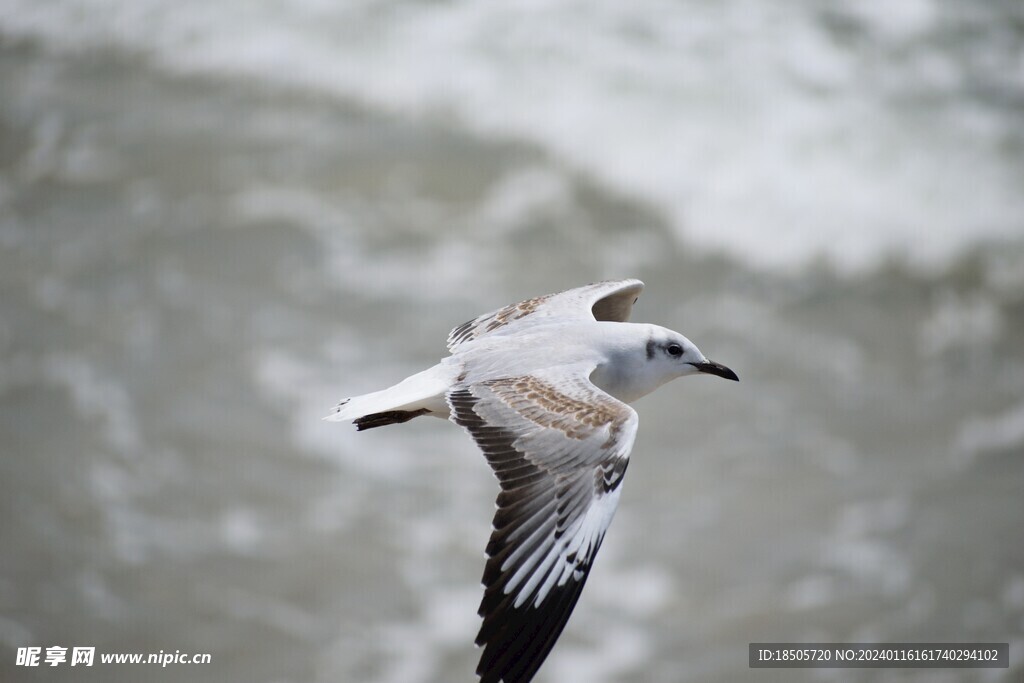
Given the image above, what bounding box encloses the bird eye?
[666,343,683,357]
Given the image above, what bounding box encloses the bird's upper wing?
[447,366,639,683]
[447,279,644,352]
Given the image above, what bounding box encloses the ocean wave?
[3,0,1021,274]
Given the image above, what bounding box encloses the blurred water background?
[1,1,1023,682]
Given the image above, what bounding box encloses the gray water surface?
[2,12,1023,683]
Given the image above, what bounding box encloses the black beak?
[690,360,739,382]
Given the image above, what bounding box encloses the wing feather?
[447,369,638,683]
[447,279,644,351]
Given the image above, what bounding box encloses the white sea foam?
[41,353,141,455]
[821,500,913,596]
[784,573,838,610]
[367,587,479,683]
[2,0,1021,274]
[218,507,263,554]
[919,290,1005,357]
[547,623,651,683]
[956,399,1024,459]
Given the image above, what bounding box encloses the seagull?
[324,279,738,683]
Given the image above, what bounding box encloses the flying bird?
[325,279,738,683]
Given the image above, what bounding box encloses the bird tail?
[323,363,458,430]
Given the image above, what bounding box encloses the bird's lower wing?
[447,368,639,683]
